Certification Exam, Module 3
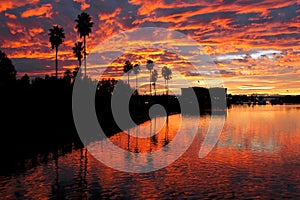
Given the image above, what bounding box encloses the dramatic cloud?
[73,0,90,11]
[0,0,300,94]
[5,12,17,19]
[0,0,39,13]
[21,4,53,18]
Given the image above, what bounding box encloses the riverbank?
[0,83,182,174]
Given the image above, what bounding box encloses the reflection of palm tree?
[133,64,140,91]
[83,148,88,194]
[164,115,170,146]
[149,120,152,152]
[72,41,84,69]
[54,149,60,198]
[48,25,65,78]
[76,147,88,199]
[134,126,139,153]
[151,116,158,145]
[151,69,158,96]
[146,60,154,95]
[125,123,131,151]
[75,12,94,77]
[123,60,133,86]
[76,148,85,199]
[162,66,172,95]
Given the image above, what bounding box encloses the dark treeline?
[0,50,182,174]
[0,7,179,173]
[0,66,78,166]
[227,94,300,106]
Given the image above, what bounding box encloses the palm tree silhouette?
[72,41,84,69]
[151,69,158,96]
[48,25,65,78]
[161,66,172,95]
[75,12,94,77]
[133,63,140,91]
[123,60,133,86]
[146,60,154,95]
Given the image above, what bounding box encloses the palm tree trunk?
[165,79,167,95]
[136,75,138,89]
[84,36,86,78]
[55,46,58,79]
[167,80,169,96]
[128,73,130,86]
[79,59,81,68]
[149,70,152,96]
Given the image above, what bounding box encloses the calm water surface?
[1,105,300,199]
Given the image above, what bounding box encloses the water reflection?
[106,115,179,154]
[0,105,300,199]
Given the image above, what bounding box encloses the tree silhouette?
[48,25,65,79]
[146,60,154,95]
[63,69,73,84]
[20,74,30,86]
[72,41,84,69]
[123,60,133,86]
[73,67,80,79]
[161,66,172,95]
[75,12,94,77]
[133,63,140,90]
[151,69,158,96]
[0,51,16,85]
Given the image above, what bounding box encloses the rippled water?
[1,105,300,199]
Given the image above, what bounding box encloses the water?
[1,105,300,199]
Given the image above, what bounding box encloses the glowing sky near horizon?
[0,0,300,94]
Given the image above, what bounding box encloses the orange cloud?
[73,0,90,11]
[0,0,39,13]
[5,12,17,19]
[21,4,53,18]
[29,28,44,37]
[99,8,122,22]
[6,22,24,35]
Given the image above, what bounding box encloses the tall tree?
[151,69,158,96]
[123,60,133,86]
[63,69,73,84]
[146,60,154,95]
[133,63,140,90]
[72,41,84,68]
[161,66,172,95]
[75,12,94,77]
[48,25,65,78]
[0,51,16,85]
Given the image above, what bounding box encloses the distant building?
[181,87,227,110]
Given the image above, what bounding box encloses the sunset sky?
[1,0,300,94]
